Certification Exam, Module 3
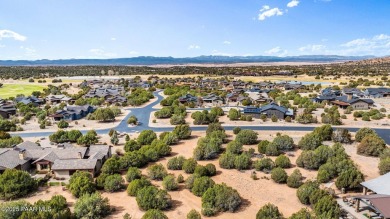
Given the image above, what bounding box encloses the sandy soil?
[342,142,380,180]
[309,107,390,128]
[14,130,382,219]
[16,109,130,133]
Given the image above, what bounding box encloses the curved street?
[14,91,390,144]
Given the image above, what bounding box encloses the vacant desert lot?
[18,130,382,219]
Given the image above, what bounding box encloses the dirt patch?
[18,130,378,219]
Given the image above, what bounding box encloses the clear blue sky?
[0,0,389,60]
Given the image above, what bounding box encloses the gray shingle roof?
[2,142,106,171]
[32,151,60,164]
[365,87,390,95]
[51,159,98,170]
[335,96,374,104]
[261,102,288,113]
[0,150,30,169]
[16,141,42,150]
[89,151,105,160]
[46,94,72,101]
[85,145,110,157]
[26,149,48,160]
[50,147,88,159]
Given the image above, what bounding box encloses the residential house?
[178,94,199,105]
[245,89,272,104]
[106,96,128,104]
[140,81,150,89]
[84,86,124,99]
[364,87,390,98]
[0,141,112,179]
[278,82,306,90]
[313,87,344,103]
[342,88,364,97]
[331,95,374,110]
[243,102,294,119]
[50,104,96,121]
[258,82,275,89]
[0,103,17,119]
[0,148,31,172]
[201,94,225,107]
[313,94,337,103]
[226,93,240,103]
[46,94,73,104]
[15,96,44,106]
[321,87,341,96]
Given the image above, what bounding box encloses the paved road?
[13,91,390,144]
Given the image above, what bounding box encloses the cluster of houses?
[178,93,293,120]
[314,87,375,110]
[178,80,279,107]
[176,84,390,120]
[0,141,112,179]
[84,85,127,104]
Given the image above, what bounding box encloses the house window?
[40,164,49,170]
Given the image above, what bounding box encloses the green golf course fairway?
[0,84,46,99]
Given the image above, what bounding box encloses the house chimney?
[78,152,83,159]
[347,94,352,101]
[19,149,26,160]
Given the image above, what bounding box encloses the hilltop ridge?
[0,55,375,66]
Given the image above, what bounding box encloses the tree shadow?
[168,199,183,211]
[215,170,223,176]
[111,205,126,215]
[234,198,252,213]
[176,184,187,191]
[160,152,179,160]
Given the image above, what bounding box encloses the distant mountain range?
[0,55,376,66]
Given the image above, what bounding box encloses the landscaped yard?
[0,84,47,98]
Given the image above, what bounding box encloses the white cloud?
[20,46,38,58]
[0,30,27,41]
[264,46,288,56]
[128,51,139,57]
[89,48,117,58]
[0,44,5,48]
[110,37,116,41]
[287,0,299,8]
[211,50,232,56]
[294,34,390,56]
[335,34,390,56]
[373,34,390,41]
[223,41,231,45]
[258,5,284,21]
[261,5,270,11]
[341,38,372,47]
[299,44,326,52]
[188,44,200,50]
